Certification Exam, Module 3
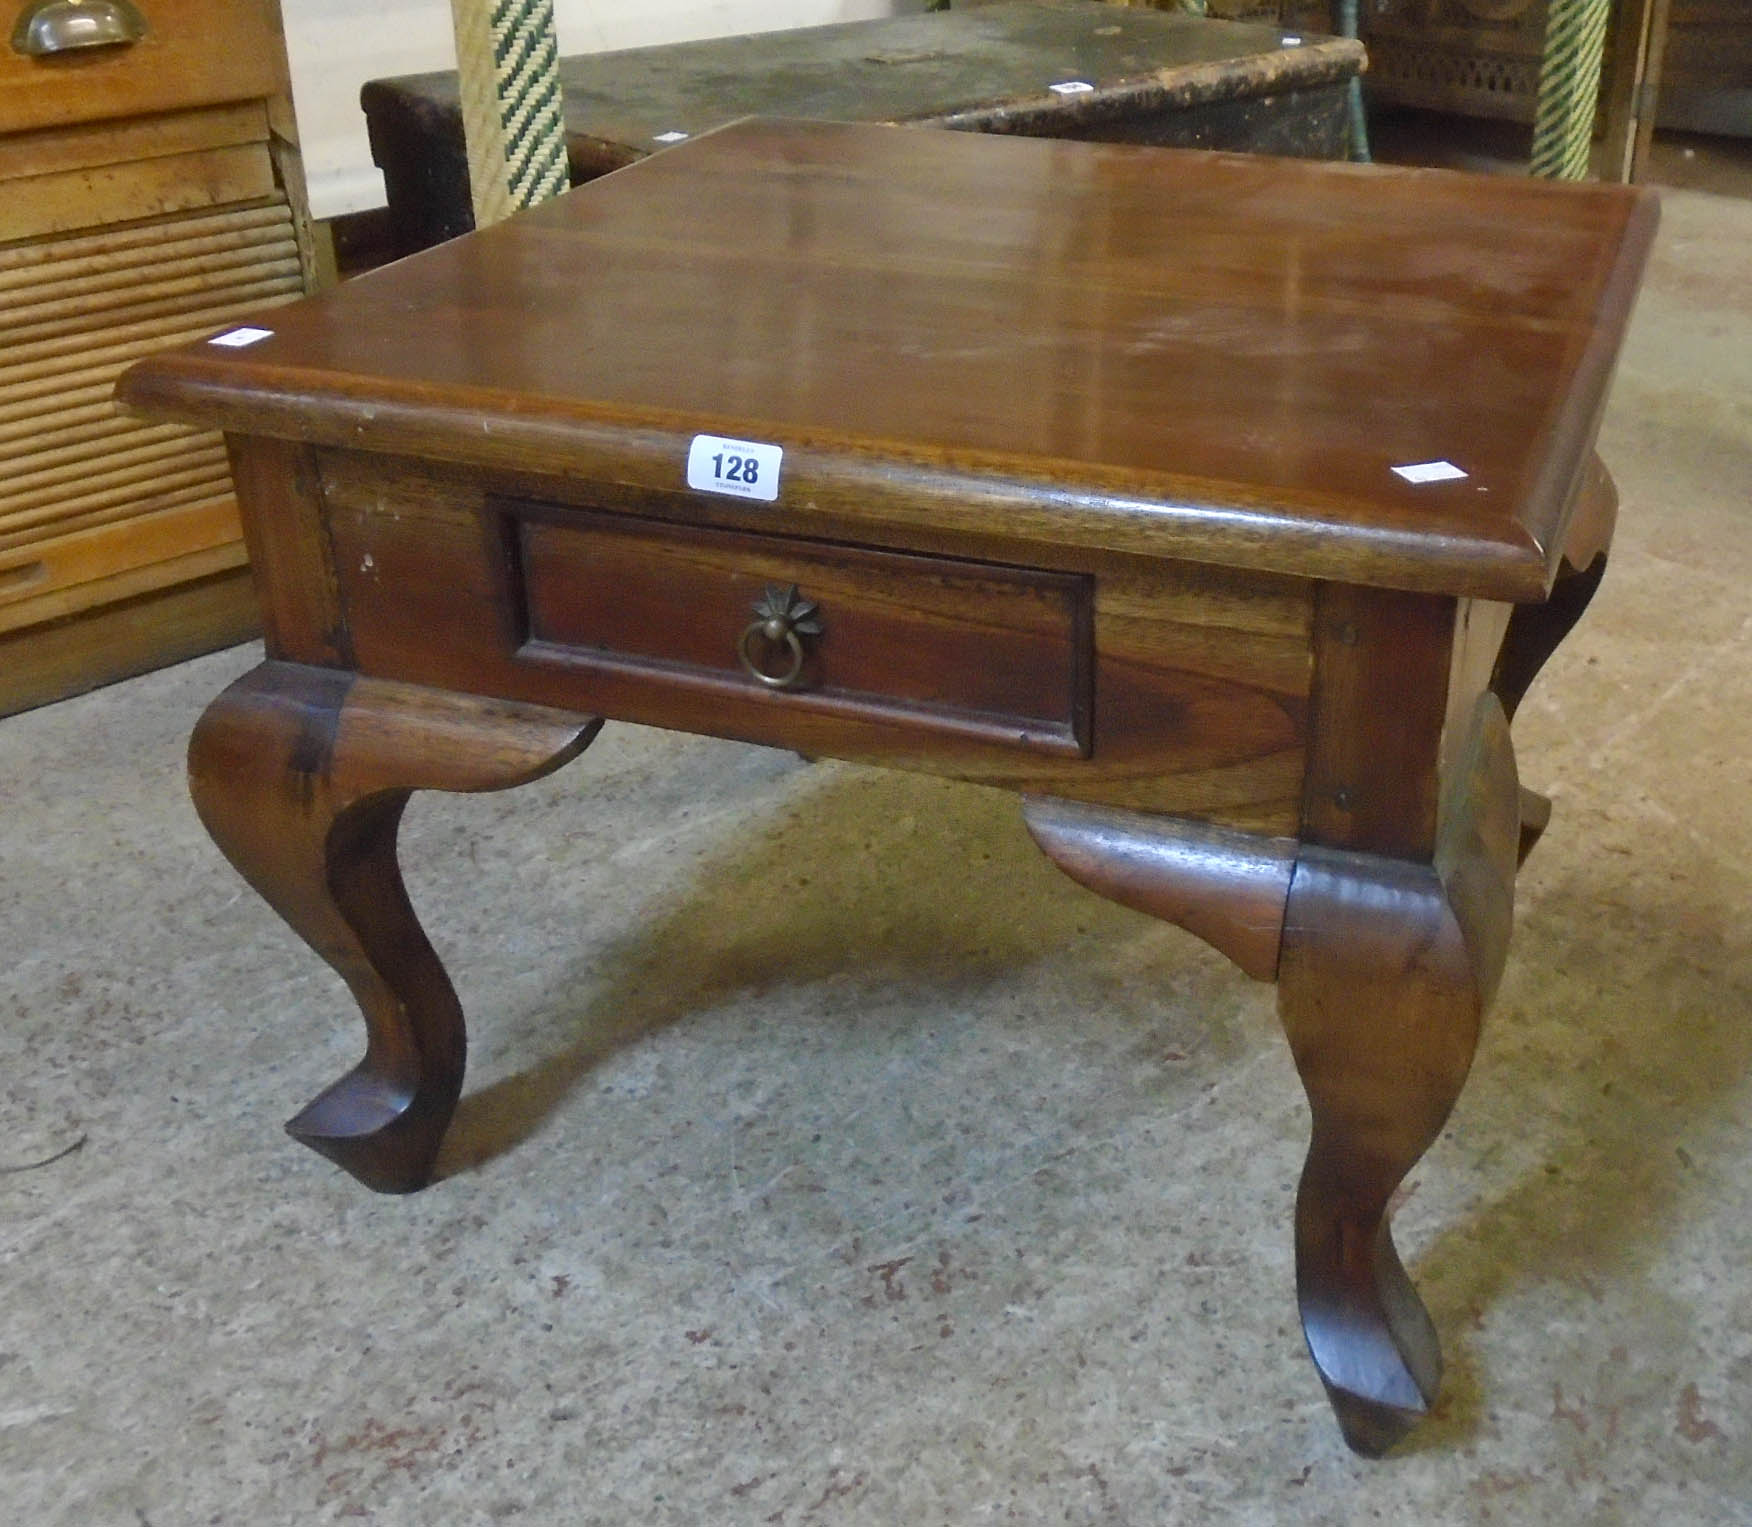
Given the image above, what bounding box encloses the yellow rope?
[448,0,568,227]
[1531,0,1613,179]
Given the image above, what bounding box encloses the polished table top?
[122,118,1655,599]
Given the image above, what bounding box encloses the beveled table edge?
[120,353,1571,602]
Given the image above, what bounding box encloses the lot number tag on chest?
[687,435,783,502]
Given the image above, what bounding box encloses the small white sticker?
[210,326,274,348]
[1392,459,1469,484]
[1049,80,1095,95]
[687,434,782,502]
[653,130,689,144]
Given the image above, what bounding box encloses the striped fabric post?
[1530,0,1613,179]
[448,0,569,227]
[1335,0,1371,162]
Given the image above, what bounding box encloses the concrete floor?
[4,186,1750,1525]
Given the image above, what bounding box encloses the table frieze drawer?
[509,504,1092,758]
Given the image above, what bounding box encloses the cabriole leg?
[187,661,599,1192]
[1277,697,1520,1455]
[1494,458,1618,864]
[1276,853,1483,1454]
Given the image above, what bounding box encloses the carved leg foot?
[1278,854,1476,1455]
[188,661,599,1191]
[1277,698,1520,1454]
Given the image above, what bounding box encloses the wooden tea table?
[120,120,1657,1456]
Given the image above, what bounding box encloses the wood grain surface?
[1276,692,1522,1455]
[0,564,256,715]
[517,505,1093,758]
[317,451,1313,832]
[1300,584,1455,858]
[223,436,346,666]
[119,117,1656,600]
[1022,796,1297,980]
[187,660,599,1192]
[0,0,280,135]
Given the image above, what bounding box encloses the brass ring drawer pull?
[737,584,822,691]
[12,0,147,56]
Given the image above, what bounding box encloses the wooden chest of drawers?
[0,0,320,715]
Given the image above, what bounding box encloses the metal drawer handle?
[737,584,822,692]
[12,0,146,57]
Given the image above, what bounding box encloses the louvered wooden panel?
[0,201,293,281]
[0,196,303,621]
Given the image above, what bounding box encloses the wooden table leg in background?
[1495,460,1618,729]
[187,660,599,1192]
[1599,0,1677,183]
[1494,460,1619,862]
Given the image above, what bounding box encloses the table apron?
[315,450,1317,835]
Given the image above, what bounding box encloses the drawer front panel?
[0,139,277,244]
[514,506,1091,757]
[320,453,1313,834]
[0,0,280,134]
